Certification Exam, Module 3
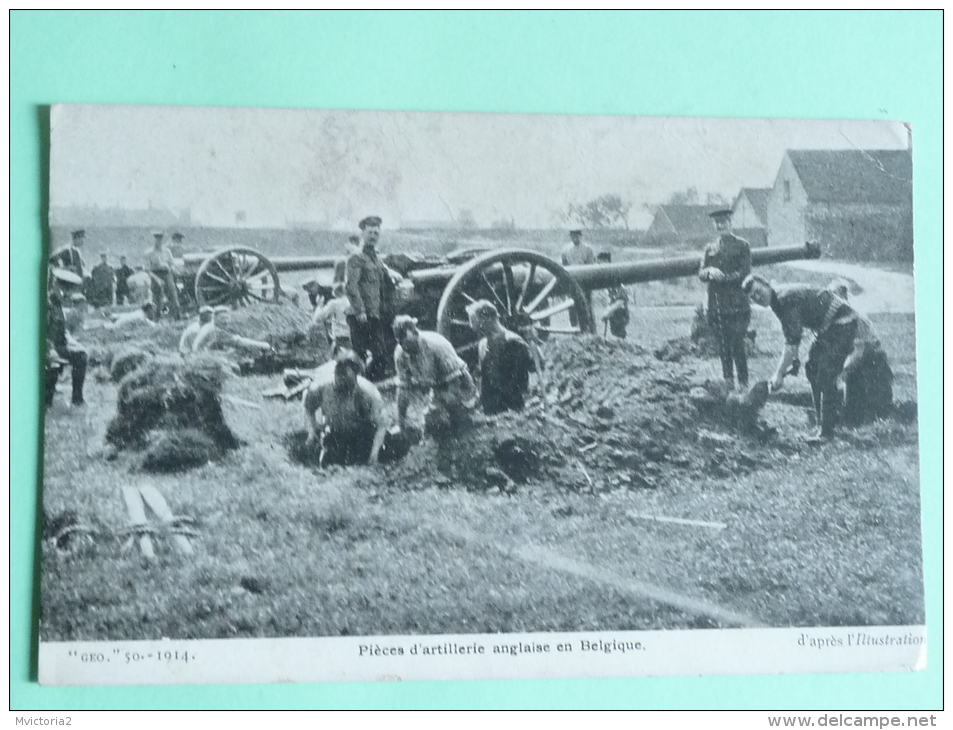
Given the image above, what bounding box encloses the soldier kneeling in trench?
[743,274,892,443]
[302,350,392,467]
[392,315,477,438]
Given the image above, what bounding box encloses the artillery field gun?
[179,242,821,356]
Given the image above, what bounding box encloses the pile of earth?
[654,305,760,363]
[218,304,328,374]
[386,335,791,494]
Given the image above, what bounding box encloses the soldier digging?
[743,274,892,443]
[699,208,752,391]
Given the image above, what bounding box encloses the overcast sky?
[50,104,908,229]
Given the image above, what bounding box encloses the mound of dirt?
[216,304,313,344]
[655,305,760,363]
[105,354,239,470]
[386,335,783,494]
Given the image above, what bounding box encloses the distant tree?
[667,187,699,205]
[563,194,633,229]
[705,192,728,205]
[457,209,477,230]
[597,194,632,229]
[490,216,517,232]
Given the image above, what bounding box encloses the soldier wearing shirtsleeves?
[699,209,752,390]
[392,315,477,437]
[744,275,869,443]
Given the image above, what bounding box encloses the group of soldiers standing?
[48,228,185,320]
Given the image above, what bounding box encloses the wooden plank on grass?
[140,485,194,556]
[121,486,154,559]
[627,511,727,531]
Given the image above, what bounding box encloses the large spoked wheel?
[436,249,595,360]
[194,247,281,308]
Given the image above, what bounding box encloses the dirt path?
[780,260,915,314]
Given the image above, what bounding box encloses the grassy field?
[39,295,923,641]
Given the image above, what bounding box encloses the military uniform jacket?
[345,250,394,319]
[770,285,855,347]
[699,234,751,315]
[50,246,85,278]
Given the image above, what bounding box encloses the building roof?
[656,204,724,236]
[735,188,771,222]
[786,149,912,205]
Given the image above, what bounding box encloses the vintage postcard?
[39,105,923,685]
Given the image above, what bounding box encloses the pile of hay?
[105,354,239,471]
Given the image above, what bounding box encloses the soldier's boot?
[733,344,749,390]
[45,367,60,408]
[69,351,88,406]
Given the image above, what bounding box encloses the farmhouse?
[644,204,723,249]
[766,149,913,262]
[730,188,770,248]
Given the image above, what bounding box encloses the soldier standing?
[89,252,116,307]
[147,232,181,321]
[115,255,134,305]
[561,229,596,328]
[46,268,88,408]
[50,228,86,279]
[699,209,752,390]
[345,216,394,380]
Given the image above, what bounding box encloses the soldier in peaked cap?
[346,216,396,380]
[50,228,87,279]
[45,267,88,408]
[699,208,752,391]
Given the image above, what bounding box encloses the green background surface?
[11,10,942,710]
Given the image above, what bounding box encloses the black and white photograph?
[39,104,923,686]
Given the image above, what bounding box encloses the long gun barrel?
[408,241,821,290]
[566,241,821,290]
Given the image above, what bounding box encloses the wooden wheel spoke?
[450,318,471,328]
[202,271,231,286]
[537,325,581,334]
[530,298,575,321]
[456,341,480,355]
[502,262,516,315]
[479,271,507,311]
[211,258,235,282]
[523,276,559,314]
[239,256,260,278]
[515,262,536,312]
[459,291,477,304]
